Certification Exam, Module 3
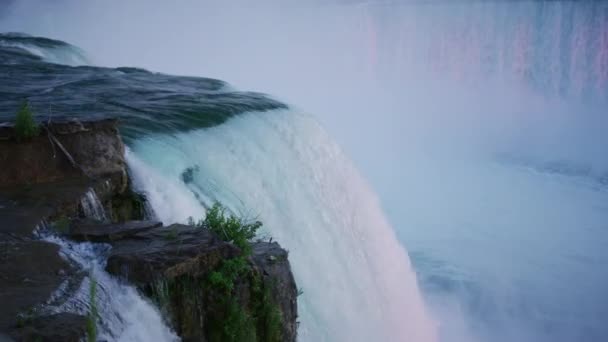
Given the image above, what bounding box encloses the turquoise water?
[383,157,608,342]
[1,1,607,341]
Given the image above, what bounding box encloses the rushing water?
[126,110,436,341]
[43,235,179,342]
[40,195,178,342]
[2,1,608,341]
[0,29,436,341]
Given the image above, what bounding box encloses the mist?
[2,1,608,341]
[2,0,606,176]
[0,0,608,166]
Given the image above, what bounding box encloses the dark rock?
[0,116,144,237]
[181,165,200,185]
[0,119,127,194]
[0,241,75,331]
[0,116,298,341]
[109,186,147,222]
[9,313,87,342]
[0,178,91,237]
[68,220,162,242]
[106,224,241,284]
[252,242,298,342]
[105,225,298,342]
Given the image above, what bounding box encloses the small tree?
[14,102,39,141]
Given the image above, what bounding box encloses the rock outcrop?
[103,224,298,342]
[0,119,127,193]
[0,119,143,342]
[0,118,144,227]
[0,240,76,331]
[68,220,162,243]
[251,243,298,342]
[105,224,241,285]
[0,118,298,341]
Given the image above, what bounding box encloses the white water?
[44,236,179,342]
[80,188,108,222]
[0,39,88,66]
[379,154,608,342]
[3,1,608,341]
[41,191,178,342]
[127,110,437,342]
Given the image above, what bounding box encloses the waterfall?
[42,235,179,342]
[127,109,438,342]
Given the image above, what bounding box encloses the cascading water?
[0,29,439,339]
[42,236,179,342]
[39,192,179,342]
[0,32,88,66]
[360,1,608,102]
[80,188,108,222]
[2,1,608,341]
[127,109,437,342]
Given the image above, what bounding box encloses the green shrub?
[251,274,283,342]
[208,257,248,293]
[217,299,257,342]
[14,102,39,141]
[187,203,283,342]
[189,203,262,254]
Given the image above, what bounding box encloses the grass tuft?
[14,102,39,141]
[189,202,262,254]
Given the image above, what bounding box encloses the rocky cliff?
[0,119,298,342]
[0,119,127,193]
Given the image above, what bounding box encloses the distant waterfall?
[357,1,608,102]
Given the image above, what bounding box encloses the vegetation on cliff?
[14,102,39,141]
[189,203,262,254]
[0,116,297,341]
[150,203,283,342]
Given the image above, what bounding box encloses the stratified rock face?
[0,119,126,193]
[105,224,298,342]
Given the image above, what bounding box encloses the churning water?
[2,1,608,341]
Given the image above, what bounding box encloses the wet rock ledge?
[0,119,298,342]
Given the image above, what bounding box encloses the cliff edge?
[0,119,298,342]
